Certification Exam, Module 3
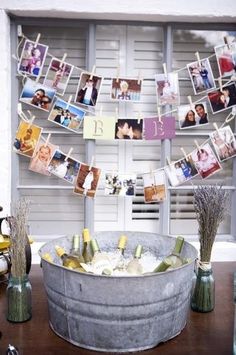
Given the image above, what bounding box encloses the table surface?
[0,262,235,355]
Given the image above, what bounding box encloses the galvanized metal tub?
[39,231,197,353]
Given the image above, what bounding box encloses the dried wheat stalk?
[7,198,30,277]
[193,185,229,263]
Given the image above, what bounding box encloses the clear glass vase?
[191,264,215,313]
[7,274,32,322]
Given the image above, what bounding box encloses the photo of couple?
[208,83,236,114]
[164,156,198,187]
[115,119,143,140]
[187,58,215,95]
[18,39,48,77]
[20,78,56,112]
[178,103,208,129]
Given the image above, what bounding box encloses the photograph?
[142,169,166,203]
[47,149,81,184]
[104,173,136,196]
[190,143,222,179]
[164,156,198,187]
[28,139,58,176]
[13,120,42,158]
[208,83,236,114]
[187,58,215,95]
[75,72,103,107]
[74,164,101,198]
[178,102,208,129]
[154,72,179,106]
[44,58,73,96]
[115,119,143,140]
[215,42,236,77]
[20,78,56,112]
[209,126,236,162]
[18,39,48,77]
[144,116,176,140]
[110,78,142,102]
[48,98,86,133]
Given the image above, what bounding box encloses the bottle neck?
[72,235,80,251]
[172,236,184,256]
[134,245,142,259]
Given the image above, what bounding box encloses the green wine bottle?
[90,239,113,275]
[55,245,85,272]
[165,236,185,269]
[70,234,85,264]
[153,259,172,272]
[82,228,92,263]
[126,245,143,275]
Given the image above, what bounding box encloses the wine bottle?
[113,235,127,271]
[126,245,143,275]
[153,258,172,272]
[164,236,185,269]
[70,235,85,264]
[90,239,113,275]
[55,245,85,272]
[82,228,92,263]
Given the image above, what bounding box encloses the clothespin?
[65,95,73,109]
[60,53,67,68]
[137,111,142,124]
[213,122,220,133]
[116,65,120,83]
[137,70,142,85]
[180,147,189,161]
[115,107,119,121]
[163,63,168,79]
[224,36,230,50]
[65,147,73,161]
[225,110,236,123]
[89,65,96,80]
[194,139,201,153]
[33,33,41,48]
[44,133,51,147]
[187,95,194,110]
[99,105,103,117]
[195,52,201,67]
[27,111,35,128]
[12,54,18,61]
[149,165,154,178]
[89,155,94,171]
[157,106,162,124]
[218,77,223,92]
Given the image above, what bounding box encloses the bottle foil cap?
[83,228,91,243]
[118,235,127,249]
[55,245,65,257]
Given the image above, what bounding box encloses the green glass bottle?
[165,236,185,269]
[82,228,92,263]
[70,235,85,264]
[55,245,85,272]
[126,245,143,275]
[153,259,172,272]
[113,235,128,271]
[90,239,113,275]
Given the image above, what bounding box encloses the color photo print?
[187,58,215,95]
[44,58,73,96]
[110,78,142,102]
[215,42,236,78]
[115,119,143,140]
[18,39,48,78]
[20,78,56,112]
[48,97,86,133]
[207,83,236,114]
[47,150,81,184]
[74,164,101,198]
[142,169,166,203]
[75,72,103,108]
[104,173,137,196]
[190,143,222,179]
[154,72,180,106]
[209,125,236,162]
[13,120,42,158]
[164,156,198,187]
[178,102,208,129]
[28,139,58,176]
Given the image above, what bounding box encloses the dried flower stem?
[194,185,229,262]
[7,198,30,277]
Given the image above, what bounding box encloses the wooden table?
[0,263,235,355]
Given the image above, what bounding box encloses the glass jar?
[7,274,32,322]
[191,265,215,313]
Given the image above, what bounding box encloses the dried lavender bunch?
[7,198,30,277]
[193,185,229,263]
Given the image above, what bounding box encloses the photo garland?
[14,35,236,201]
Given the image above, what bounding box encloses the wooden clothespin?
[89,155,94,171]
[218,77,223,92]
[213,122,220,133]
[99,105,103,117]
[137,111,142,124]
[65,95,73,110]
[224,36,230,50]
[26,110,35,128]
[163,63,168,79]
[137,70,142,85]
[157,106,162,124]
[33,33,41,48]
[60,53,67,68]
[225,110,236,123]
[44,133,51,147]
[180,147,189,161]
[65,147,73,161]
[187,95,194,110]
[194,139,201,153]
[89,65,96,80]
[115,107,119,121]
[195,52,201,67]
[149,165,154,179]
[116,65,120,83]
